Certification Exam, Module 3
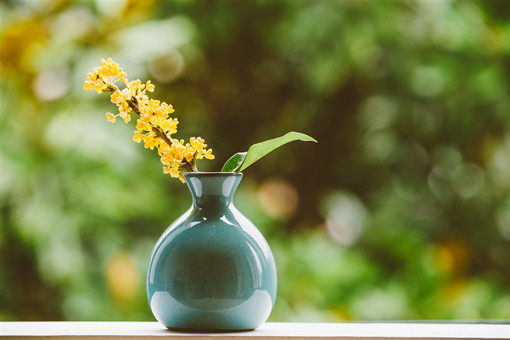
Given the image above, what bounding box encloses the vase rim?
[184,172,242,177]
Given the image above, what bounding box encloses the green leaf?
[221,152,247,172]
[221,132,317,172]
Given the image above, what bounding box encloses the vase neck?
[184,173,243,209]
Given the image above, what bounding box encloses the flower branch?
[84,58,213,181]
[84,58,315,182]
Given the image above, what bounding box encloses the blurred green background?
[2,0,510,322]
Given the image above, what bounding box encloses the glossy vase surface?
[147,172,277,331]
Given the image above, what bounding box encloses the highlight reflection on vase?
[147,172,277,331]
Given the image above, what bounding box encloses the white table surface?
[1,321,510,340]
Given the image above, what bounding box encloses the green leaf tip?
[220,131,316,173]
[221,152,247,172]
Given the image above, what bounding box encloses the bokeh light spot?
[322,192,366,246]
[258,178,299,220]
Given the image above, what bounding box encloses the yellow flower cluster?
[84,58,127,94]
[84,58,214,181]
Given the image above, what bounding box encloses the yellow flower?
[84,58,214,181]
[204,149,214,160]
[83,58,127,94]
[143,134,159,150]
[110,90,125,104]
[106,112,116,123]
[133,130,144,143]
[145,81,155,92]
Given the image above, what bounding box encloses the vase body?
[147,172,277,331]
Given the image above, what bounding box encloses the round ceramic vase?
[146,172,277,331]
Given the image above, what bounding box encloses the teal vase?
[146,172,277,331]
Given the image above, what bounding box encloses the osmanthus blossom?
[84,58,214,182]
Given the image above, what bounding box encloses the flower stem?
[124,95,199,173]
[189,162,199,172]
[125,98,175,148]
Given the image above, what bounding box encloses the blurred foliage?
[1,0,510,322]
